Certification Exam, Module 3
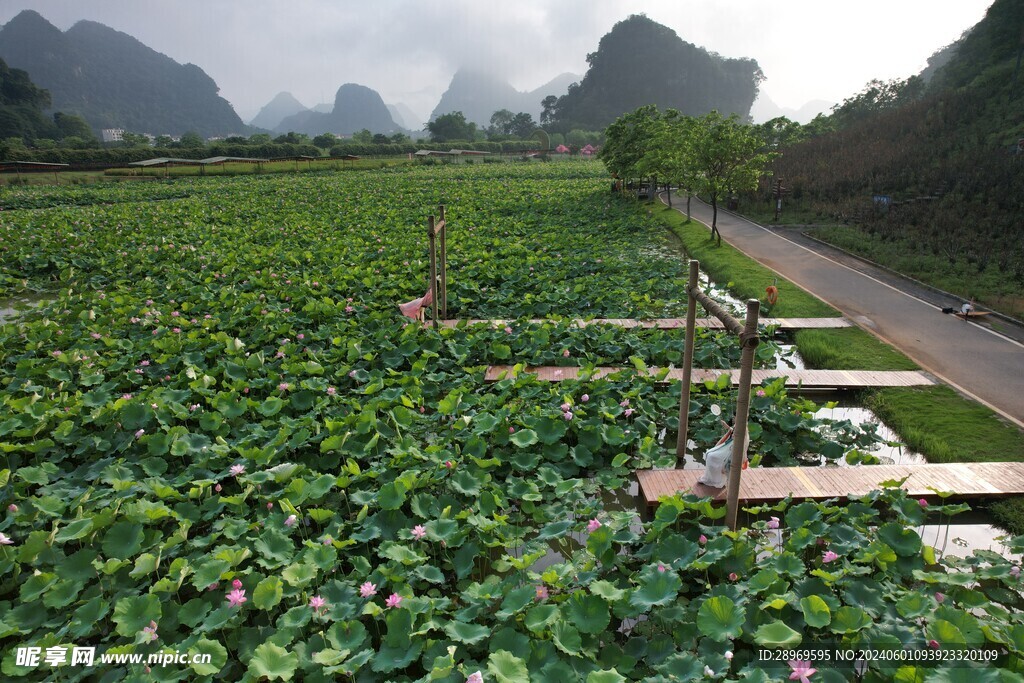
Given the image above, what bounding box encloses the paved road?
[675,197,1024,427]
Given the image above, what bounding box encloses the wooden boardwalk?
[636,462,1024,507]
[440,317,851,331]
[484,366,934,389]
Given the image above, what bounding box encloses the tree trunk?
[711,195,721,245]
[666,185,672,208]
[686,194,692,222]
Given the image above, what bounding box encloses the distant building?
[101,128,125,143]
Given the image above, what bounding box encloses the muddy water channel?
[0,292,51,323]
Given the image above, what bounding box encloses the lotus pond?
[2,163,1023,682]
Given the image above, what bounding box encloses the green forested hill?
[548,15,762,132]
[754,0,1024,313]
[0,57,57,141]
[0,10,245,137]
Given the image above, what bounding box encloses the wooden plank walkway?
[440,317,851,330]
[636,462,1024,507]
[484,366,934,389]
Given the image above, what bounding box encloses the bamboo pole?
[439,204,448,318]
[725,299,761,531]
[676,260,699,459]
[428,215,438,327]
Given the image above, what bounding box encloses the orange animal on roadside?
[765,285,779,306]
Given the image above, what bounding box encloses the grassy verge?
[650,198,1024,534]
[655,202,836,318]
[793,328,919,371]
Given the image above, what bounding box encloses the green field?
[1,163,1021,681]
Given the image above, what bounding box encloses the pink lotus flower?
[1011,566,1021,578]
[535,585,549,601]
[278,383,289,392]
[267,502,274,510]
[142,620,158,642]
[562,349,570,357]
[767,516,780,529]
[929,639,940,649]
[134,429,145,439]
[620,399,630,407]
[467,672,484,683]
[822,550,839,563]
[509,426,515,433]
[699,534,708,545]
[788,660,817,682]
[586,519,602,533]
[411,525,426,540]
[444,460,454,469]
[623,408,634,417]
[504,326,512,334]
[360,582,377,598]
[729,572,739,581]
[230,464,245,476]
[214,484,222,492]
[563,411,573,421]
[385,593,403,609]
[327,387,336,396]
[309,595,326,611]
[935,592,945,604]
[322,536,333,545]
[226,588,247,607]
[918,498,929,507]
[7,504,17,513]
[560,403,571,412]
[232,579,243,589]
[581,394,589,402]
[0,532,13,545]
[657,563,667,573]
[284,515,298,528]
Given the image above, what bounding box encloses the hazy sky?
[0,0,993,125]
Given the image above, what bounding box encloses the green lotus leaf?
[101,521,144,559]
[551,620,583,655]
[444,619,490,645]
[247,641,299,681]
[696,595,745,641]
[510,428,539,447]
[525,604,559,633]
[799,595,831,628]
[112,593,162,637]
[488,649,530,683]
[565,593,611,634]
[253,576,284,609]
[630,564,682,610]
[830,606,872,634]
[754,620,802,647]
[190,638,227,676]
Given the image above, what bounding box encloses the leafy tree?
[427,111,476,143]
[222,135,248,145]
[248,133,272,145]
[153,135,174,147]
[509,112,536,140]
[179,131,205,147]
[540,95,559,126]
[54,112,95,141]
[598,105,660,181]
[274,131,309,145]
[119,132,151,147]
[829,77,925,129]
[352,129,373,144]
[390,132,410,144]
[371,133,390,144]
[488,109,515,139]
[688,110,774,244]
[312,133,337,149]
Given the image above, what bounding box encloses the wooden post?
[725,299,761,530]
[676,260,699,460]
[439,205,448,318]
[428,215,438,327]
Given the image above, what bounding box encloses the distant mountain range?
[0,10,245,136]
[272,83,400,136]
[249,92,308,131]
[429,69,580,127]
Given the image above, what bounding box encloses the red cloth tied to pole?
[398,287,433,320]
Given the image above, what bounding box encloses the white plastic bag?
[698,429,751,488]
